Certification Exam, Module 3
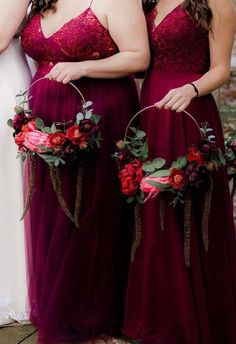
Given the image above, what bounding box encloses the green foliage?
[35,118,44,130]
[7,119,13,128]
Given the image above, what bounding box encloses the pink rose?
[24,130,49,153]
[140,176,170,201]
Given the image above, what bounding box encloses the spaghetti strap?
[89,0,94,8]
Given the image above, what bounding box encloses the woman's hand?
[154,84,197,112]
[45,62,86,83]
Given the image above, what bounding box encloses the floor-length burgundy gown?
[123,5,236,344]
[21,7,138,344]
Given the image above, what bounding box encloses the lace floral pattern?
[21,8,118,73]
[146,5,210,73]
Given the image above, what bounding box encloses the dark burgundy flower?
[79,119,96,135]
[198,140,211,154]
[12,113,27,132]
[185,163,210,188]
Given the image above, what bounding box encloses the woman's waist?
[146,70,204,79]
[33,68,136,89]
[143,70,204,93]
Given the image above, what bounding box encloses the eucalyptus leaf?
[42,126,52,134]
[91,114,100,124]
[129,127,137,134]
[136,130,146,139]
[136,191,145,204]
[54,159,60,168]
[139,141,148,161]
[142,161,156,173]
[36,118,44,130]
[146,180,163,189]
[127,196,135,203]
[152,158,166,170]
[225,150,235,160]
[76,112,84,122]
[7,119,13,128]
[176,156,187,169]
[59,158,66,165]
[85,110,92,119]
[149,169,171,178]
[14,106,24,114]
[219,155,226,166]
[38,145,53,152]
[51,123,57,133]
[38,154,57,163]
[208,135,216,142]
[83,101,93,109]
[24,109,32,114]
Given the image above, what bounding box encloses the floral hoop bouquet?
[225,137,236,198]
[114,105,228,265]
[8,78,102,227]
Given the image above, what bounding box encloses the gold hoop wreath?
[8,77,102,228]
[114,105,233,266]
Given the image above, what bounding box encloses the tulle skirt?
[123,71,236,344]
[0,39,31,325]
[24,69,139,343]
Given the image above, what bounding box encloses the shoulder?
[208,0,236,30]
[100,0,142,11]
[208,0,236,19]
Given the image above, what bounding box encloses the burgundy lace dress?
[21,8,138,344]
[123,5,236,344]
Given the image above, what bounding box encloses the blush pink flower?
[140,176,170,202]
[24,130,49,153]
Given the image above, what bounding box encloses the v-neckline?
[153,3,183,29]
[39,7,90,40]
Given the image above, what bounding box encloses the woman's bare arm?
[155,0,236,112]
[46,0,150,83]
[0,0,29,53]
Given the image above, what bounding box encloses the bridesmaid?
[123,0,236,343]
[21,0,149,343]
[0,0,31,325]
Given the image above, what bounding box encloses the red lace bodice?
[21,8,118,73]
[146,4,210,73]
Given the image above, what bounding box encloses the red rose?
[21,119,36,133]
[119,159,143,196]
[187,145,206,165]
[66,125,87,145]
[14,131,26,146]
[48,132,66,147]
[169,168,186,190]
